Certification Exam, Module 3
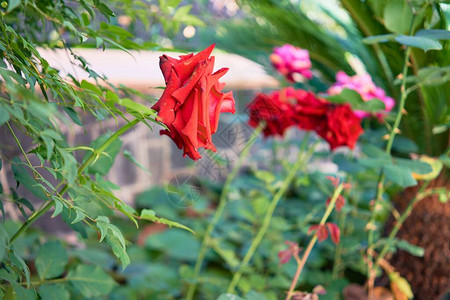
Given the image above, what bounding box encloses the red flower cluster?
[152,44,235,160]
[247,87,363,150]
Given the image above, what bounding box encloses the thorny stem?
[332,206,347,280]
[8,118,140,245]
[376,181,430,263]
[367,45,412,299]
[186,123,264,300]
[286,184,345,300]
[227,133,315,294]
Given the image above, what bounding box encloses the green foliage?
[67,265,116,298]
[0,0,204,297]
[38,284,70,300]
[35,241,69,280]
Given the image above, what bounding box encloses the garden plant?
[0,0,449,300]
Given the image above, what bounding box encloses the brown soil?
[388,174,449,300]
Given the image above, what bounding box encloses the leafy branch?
[227,134,316,294]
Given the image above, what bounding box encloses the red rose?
[284,88,329,131]
[247,93,293,137]
[248,87,328,137]
[317,104,363,150]
[248,87,363,150]
[152,44,235,160]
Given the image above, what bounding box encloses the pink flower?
[270,44,313,82]
[327,71,395,118]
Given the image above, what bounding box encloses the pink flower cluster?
[327,71,395,118]
[270,44,313,82]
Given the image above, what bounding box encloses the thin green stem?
[376,181,430,263]
[6,122,33,168]
[331,207,346,280]
[367,46,412,300]
[286,184,344,300]
[185,123,264,300]
[19,277,68,286]
[9,119,140,245]
[227,134,315,294]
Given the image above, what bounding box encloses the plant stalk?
[227,133,314,294]
[286,184,344,300]
[367,46,411,299]
[376,181,430,263]
[185,123,264,300]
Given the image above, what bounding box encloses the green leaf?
[362,34,397,44]
[71,209,86,224]
[173,4,192,18]
[415,29,450,40]
[67,265,116,298]
[396,239,424,257]
[11,158,47,200]
[395,35,442,52]
[3,285,15,300]
[95,2,115,18]
[326,89,385,113]
[416,66,450,86]
[359,98,385,112]
[51,198,64,218]
[95,216,130,268]
[393,158,432,175]
[117,98,156,116]
[123,150,151,175]
[0,105,10,126]
[38,284,70,300]
[327,89,363,106]
[383,0,414,34]
[85,133,123,175]
[106,234,130,269]
[9,251,31,285]
[63,107,82,126]
[35,241,69,280]
[383,165,417,187]
[96,216,110,243]
[145,230,200,261]
[80,80,103,96]
[10,284,35,300]
[7,0,21,12]
[140,209,195,234]
[74,195,112,219]
[0,226,7,260]
[361,144,391,160]
[392,136,419,154]
[71,248,114,268]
